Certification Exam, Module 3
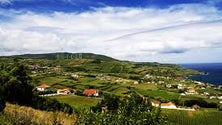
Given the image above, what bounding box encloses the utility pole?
[56,54,60,60]
[79,53,82,59]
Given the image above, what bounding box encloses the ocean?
[181,63,222,85]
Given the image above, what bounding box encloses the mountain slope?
[8,52,116,61]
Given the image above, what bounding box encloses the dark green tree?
[3,64,34,105]
[0,59,34,106]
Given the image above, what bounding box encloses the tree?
[3,64,34,105]
[0,65,8,112]
[0,88,5,112]
[0,59,34,105]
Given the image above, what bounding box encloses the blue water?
[181,63,222,85]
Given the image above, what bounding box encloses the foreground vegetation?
[1,100,221,125]
[163,108,222,125]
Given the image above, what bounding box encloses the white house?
[36,84,51,91]
[152,100,177,109]
[185,87,197,95]
[151,100,161,107]
[217,96,222,100]
[177,84,184,89]
[160,102,177,109]
[57,88,71,95]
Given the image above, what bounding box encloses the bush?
[36,90,56,95]
[219,105,222,111]
[184,99,218,108]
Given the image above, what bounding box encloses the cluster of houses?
[28,64,63,75]
[36,83,99,97]
[96,74,132,84]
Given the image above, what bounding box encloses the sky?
[0,0,222,63]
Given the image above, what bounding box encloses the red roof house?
[36,84,51,91]
[83,89,99,97]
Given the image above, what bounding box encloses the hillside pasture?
[163,108,222,125]
[50,95,101,109]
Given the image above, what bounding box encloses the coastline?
[181,63,222,85]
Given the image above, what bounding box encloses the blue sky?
[1,0,222,63]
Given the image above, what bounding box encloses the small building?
[192,104,200,110]
[166,84,178,89]
[180,93,186,96]
[210,96,216,99]
[134,81,139,84]
[166,84,172,88]
[152,100,177,109]
[217,96,222,100]
[151,100,161,107]
[161,102,177,109]
[57,88,71,95]
[177,84,184,89]
[185,87,197,95]
[83,89,99,97]
[36,84,51,91]
[203,92,210,96]
[71,74,79,78]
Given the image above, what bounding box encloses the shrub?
[184,99,218,108]
[219,105,222,111]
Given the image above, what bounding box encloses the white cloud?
[0,4,222,63]
[0,0,11,4]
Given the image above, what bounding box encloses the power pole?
[56,54,60,60]
[79,53,82,59]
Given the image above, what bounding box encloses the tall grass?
[163,108,222,125]
[3,103,76,125]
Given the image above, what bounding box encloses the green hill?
[1,52,199,76]
[8,52,116,61]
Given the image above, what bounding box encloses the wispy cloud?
[0,4,222,63]
[0,0,12,4]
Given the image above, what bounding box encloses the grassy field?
[136,89,180,101]
[37,76,69,85]
[132,83,158,90]
[50,95,101,109]
[163,108,222,125]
